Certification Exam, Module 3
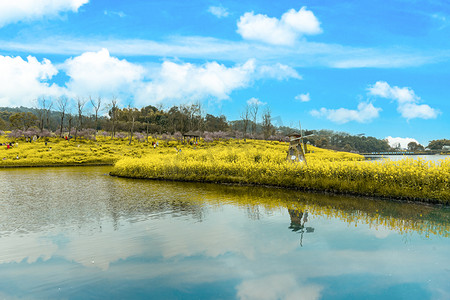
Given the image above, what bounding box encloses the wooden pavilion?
[182,132,201,144]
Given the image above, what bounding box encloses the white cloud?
[104,10,126,18]
[0,0,89,27]
[295,93,310,102]
[237,7,322,45]
[0,54,64,107]
[208,6,229,18]
[0,49,302,108]
[257,63,301,80]
[237,274,323,300]
[63,48,145,99]
[310,102,381,124]
[246,97,266,106]
[368,81,439,120]
[281,8,322,35]
[0,36,439,69]
[385,136,421,149]
[135,60,256,106]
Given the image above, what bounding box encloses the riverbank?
[2,136,449,204]
[0,135,159,167]
[110,141,450,205]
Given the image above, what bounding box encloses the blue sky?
[0,0,449,146]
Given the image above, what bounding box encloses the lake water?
[0,166,449,300]
[365,154,449,163]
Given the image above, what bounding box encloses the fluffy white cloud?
[63,48,145,99]
[295,93,310,102]
[0,0,88,27]
[208,6,229,18]
[237,7,322,45]
[310,102,381,124]
[368,81,439,120]
[385,136,421,149]
[135,60,256,106]
[0,54,64,107]
[0,49,302,108]
[246,97,266,106]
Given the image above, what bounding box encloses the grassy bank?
[111,140,450,204]
[0,135,176,167]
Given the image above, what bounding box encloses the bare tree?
[66,101,75,138]
[188,102,203,132]
[34,97,52,132]
[90,96,102,140]
[34,98,44,132]
[45,100,53,131]
[57,96,68,137]
[67,112,74,137]
[108,97,118,138]
[74,97,86,140]
[250,102,259,135]
[261,107,273,139]
[126,106,139,145]
[240,105,250,140]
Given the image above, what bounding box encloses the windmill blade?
[299,121,303,139]
[290,134,314,142]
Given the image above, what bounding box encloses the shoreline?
[1,161,447,206]
[0,163,114,168]
[109,172,448,207]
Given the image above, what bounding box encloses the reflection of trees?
[246,205,261,220]
[0,168,207,236]
[180,182,449,239]
[104,178,206,228]
[1,168,448,240]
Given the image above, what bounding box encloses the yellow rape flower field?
[111,139,449,204]
[1,134,449,204]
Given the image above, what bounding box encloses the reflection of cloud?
[156,208,297,260]
[0,170,449,299]
[369,227,391,239]
[0,233,57,264]
[63,225,145,270]
[0,214,448,300]
[237,274,322,300]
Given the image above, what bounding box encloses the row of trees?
[1,97,448,152]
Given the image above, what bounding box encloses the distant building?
[443,145,450,151]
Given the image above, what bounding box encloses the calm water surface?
[366,154,449,162]
[0,166,449,299]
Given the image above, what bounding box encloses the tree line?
[0,97,448,152]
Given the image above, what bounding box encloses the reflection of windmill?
[286,122,313,165]
[288,209,314,247]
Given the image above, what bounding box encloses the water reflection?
[0,167,449,299]
[366,154,449,163]
[288,209,314,247]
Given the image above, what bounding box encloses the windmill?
[286,122,313,165]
